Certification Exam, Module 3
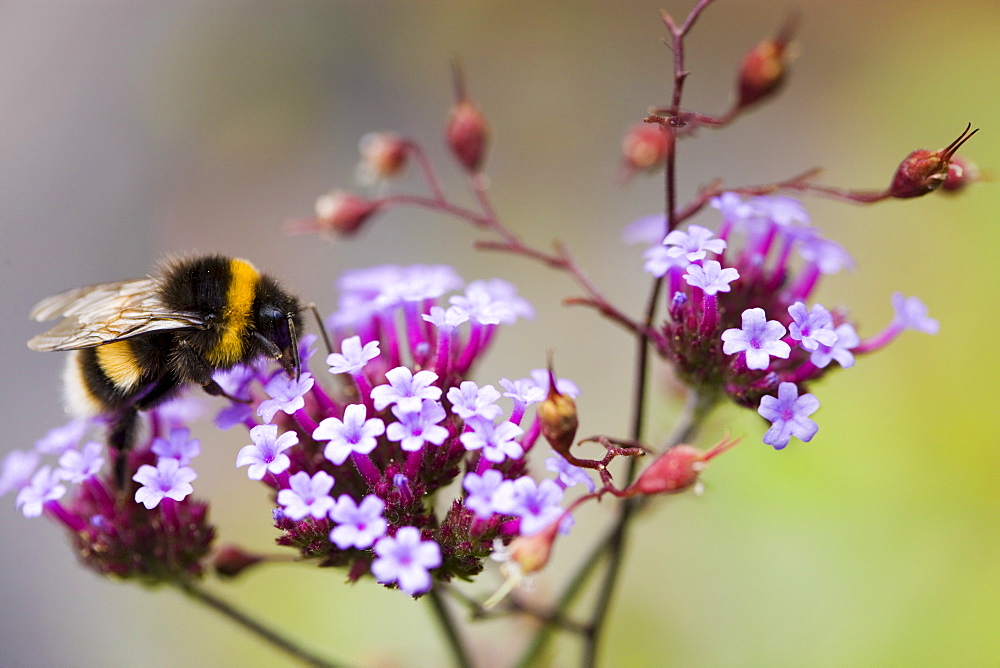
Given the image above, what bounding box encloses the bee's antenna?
[287,313,302,380]
[307,302,334,356]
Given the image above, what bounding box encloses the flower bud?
[509,517,561,576]
[447,100,490,173]
[941,155,980,193]
[736,14,797,109]
[213,544,265,578]
[889,124,979,199]
[357,132,408,182]
[484,518,562,609]
[621,122,670,174]
[536,362,578,459]
[628,435,738,496]
[283,190,378,238]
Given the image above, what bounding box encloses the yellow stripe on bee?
[95,341,144,391]
[206,258,259,366]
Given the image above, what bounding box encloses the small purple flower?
[258,372,314,423]
[460,417,524,463]
[156,393,204,427]
[787,302,838,352]
[370,367,441,413]
[236,424,297,480]
[710,191,755,223]
[463,470,508,519]
[34,418,88,455]
[327,335,381,376]
[528,369,580,398]
[422,305,470,330]
[15,466,66,517]
[663,224,727,262]
[643,244,690,277]
[450,279,534,325]
[811,323,860,369]
[371,527,442,595]
[277,471,336,520]
[798,234,854,274]
[757,382,820,449]
[447,381,503,421]
[379,264,463,306]
[721,307,792,370]
[499,377,546,407]
[213,362,262,401]
[215,402,253,431]
[132,458,197,509]
[622,213,667,246]
[56,441,105,483]
[0,449,40,497]
[683,260,740,295]
[386,400,449,452]
[545,456,596,492]
[151,427,201,466]
[313,404,385,465]
[493,476,565,536]
[329,494,387,549]
[750,195,810,227]
[891,293,939,334]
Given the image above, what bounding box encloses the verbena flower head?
[204,263,581,595]
[631,193,939,448]
[4,401,215,583]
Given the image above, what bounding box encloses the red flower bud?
[889,124,979,199]
[446,61,490,172]
[283,190,378,238]
[508,517,561,576]
[484,516,563,609]
[621,122,670,174]
[736,14,797,109]
[357,132,409,182]
[629,435,739,496]
[447,100,490,173]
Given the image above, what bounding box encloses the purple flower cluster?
[1,408,214,581]
[221,264,587,596]
[627,194,938,449]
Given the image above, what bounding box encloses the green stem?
[175,579,341,668]
[428,585,474,668]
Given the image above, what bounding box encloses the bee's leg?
[108,408,138,490]
[171,341,252,403]
[106,376,181,490]
[201,379,251,404]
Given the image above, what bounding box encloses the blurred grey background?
[2,1,998,666]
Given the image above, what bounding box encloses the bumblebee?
[28,254,303,485]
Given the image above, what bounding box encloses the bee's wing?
[28,277,206,351]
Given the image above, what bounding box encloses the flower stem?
[580,391,715,668]
[427,585,474,668]
[175,579,341,668]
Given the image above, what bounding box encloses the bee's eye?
[259,305,283,322]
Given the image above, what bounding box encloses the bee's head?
[254,277,303,378]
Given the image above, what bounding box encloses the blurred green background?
[2,1,997,666]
